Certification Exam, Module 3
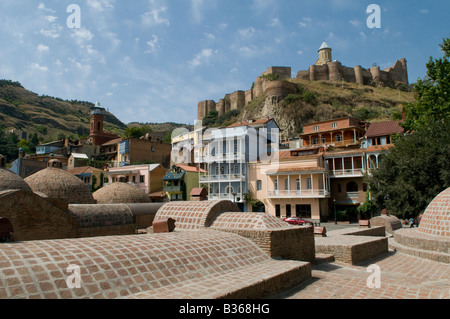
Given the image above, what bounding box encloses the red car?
[283,217,314,226]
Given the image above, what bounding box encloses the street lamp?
[333,198,337,225]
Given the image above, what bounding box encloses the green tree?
[402,38,450,131]
[202,110,219,127]
[124,125,153,138]
[367,121,450,219]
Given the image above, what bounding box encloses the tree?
[367,121,450,219]
[124,125,153,139]
[402,38,450,131]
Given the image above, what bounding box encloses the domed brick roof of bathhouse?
[93,182,151,204]
[24,160,95,204]
[0,154,32,193]
[418,187,450,238]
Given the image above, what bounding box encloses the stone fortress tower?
[197,42,409,122]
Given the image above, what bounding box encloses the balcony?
[200,174,246,183]
[329,168,366,178]
[198,153,245,164]
[208,193,244,203]
[163,185,183,192]
[267,189,330,199]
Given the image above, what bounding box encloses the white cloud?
[420,9,429,14]
[70,28,94,46]
[38,2,55,13]
[350,19,360,27]
[360,32,367,39]
[145,35,160,54]
[191,0,204,24]
[45,16,58,22]
[190,48,215,67]
[268,18,280,27]
[30,62,48,72]
[299,17,311,28]
[297,50,303,55]
[87,0,116,11]
[37,44,50,52]
[141,1,170,27]
[238,26,256,38]
[40,24,63,39]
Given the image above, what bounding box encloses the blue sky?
[0,0,449,126]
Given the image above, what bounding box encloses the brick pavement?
[270,246,450,299]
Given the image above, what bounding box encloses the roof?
[227,118,273,128]
[67,166,103,175]
[365,121,404,138]
[70,153,89,159]
[319,41,331,51]
[176,164,206,173]
[266,167,325,175]
[190,188,208,196]
[93,182,151,204]
[102,138,123,146]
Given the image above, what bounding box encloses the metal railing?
[267,189,330,198]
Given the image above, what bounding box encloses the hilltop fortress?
[197,42,409,121]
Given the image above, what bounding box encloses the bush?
[301,90,316,104]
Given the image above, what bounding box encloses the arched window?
[225,186,234,194]
[97,121,101,132]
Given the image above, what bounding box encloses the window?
[306,178,312,190]
[286,205,291,218]
[296,205,311,218]
[313,125,319,132]
[335,134,343,142]
[332,122,337,129]
[346,181,358,192]
[284,179,289,190]
[275,205,281,218]
[140,176,145,183]
[274,179,278,191]
[337,183,342,193]
[312,138,318,145]
[296,178,300,191]
[256,180,262,191]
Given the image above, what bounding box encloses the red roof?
[365,121,403,138]
[67,166,103,175]
[176,164,206,173]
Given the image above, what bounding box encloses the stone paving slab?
[269,250,450,299]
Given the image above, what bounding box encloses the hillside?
[240,79,416,138]
[205,78,416,139]
[0,80,192,144]
[0,80,127,141]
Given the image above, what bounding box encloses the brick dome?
[24,167,95,204]
[418,187,450,238]
[93,182,151,204]
[0,168,33,193]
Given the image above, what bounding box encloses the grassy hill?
[0,80,127,142]
[236,79,416,137]
[0,80,192,144]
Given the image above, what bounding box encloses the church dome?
[418,187,450,238]
[0,154,32,192]
[24,167,95,204]
[93,182,151,204]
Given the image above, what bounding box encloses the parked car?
[283,217,314,226]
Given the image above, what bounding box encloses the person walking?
[409,217,414,228]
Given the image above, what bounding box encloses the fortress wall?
[245,89,253,106]
[253,77,264,98]
[229,91,246,111]
[217,99,225,116]
[314,64,331,81]
[265,80,297,98]
[197,101,208,120]
[341,66,357,83]
[328,61,342,82]
[262,67,292,81]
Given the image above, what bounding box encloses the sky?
[0,0,449,126]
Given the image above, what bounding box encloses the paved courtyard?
[270,242,450,299]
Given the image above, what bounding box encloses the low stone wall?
[370,215,403,234]
[210,212,315,262]
[392,229,450,263]
[315,226,388,265]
